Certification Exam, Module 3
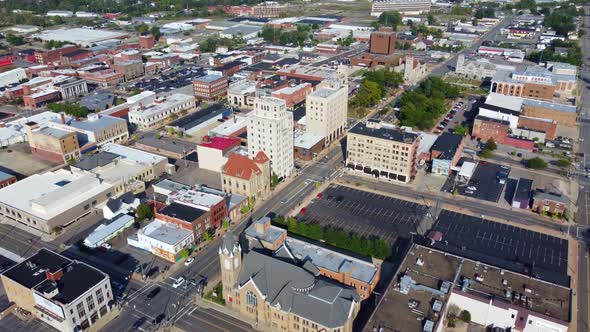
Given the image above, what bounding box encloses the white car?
[467,186,477,191]
[101,243,112,251]
[184,257,194,266]
[172,277,185,288]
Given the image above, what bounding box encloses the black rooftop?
[430,210,569,287]
[215,60,247,71]
[349,121,418,144]
[74,151,119,171]
[431,132,463,160]
[480,103,521,116]
[159,202,207,222]
[513,178,533,201]
[168,104,230,130]
[3,249,107,304]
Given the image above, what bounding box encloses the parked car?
[172,277,185,288]
[184,257,194,266]
[100,243,112,251]
[465,190,475,194]
[467,186,477,191]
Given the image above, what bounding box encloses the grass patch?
[204,282,225,306]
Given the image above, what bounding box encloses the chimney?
[45,268,64,282]
[60,112,65,124]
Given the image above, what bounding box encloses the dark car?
[132,317,146,329]
[146,286,161,300]
[154,313,166,324]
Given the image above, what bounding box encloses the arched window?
[246,291,257,307]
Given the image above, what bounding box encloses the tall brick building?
[370,28,396,55]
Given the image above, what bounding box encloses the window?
[96,289,104,304]
[246,291,257,307]
[86,295,95,312]
[76,302,85,317]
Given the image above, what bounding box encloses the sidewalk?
[192,297,257,330]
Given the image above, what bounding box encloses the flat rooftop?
[0,169,112,221]
[101,143,167,166]
[2,248,107,305]
[366,243,571,332]
[153,179,191,194]
[33,28,127,46]
[193,74,224,83]
[73,151,119,171]
[167,104,228,130]
[158,202,207,222]
[129,93,194,118]
[430,210,569,287]
[168,187,224,211]
[143,219,193,245]
[136,135,196,155]
[349,121,418,144]
[285,237,379,285]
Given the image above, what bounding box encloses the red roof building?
[197,137,241,173]
[222,151,270,200]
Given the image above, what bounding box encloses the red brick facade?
[472,116,509,143]
[517,116,557,140]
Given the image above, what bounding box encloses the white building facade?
[247,97,294,178]
[305,80,348,144]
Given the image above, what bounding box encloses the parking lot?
[130,66,204,94]
[433,98,475,135]
[443,161,510,202]
[430,210,569,287]
[299,185,432,245]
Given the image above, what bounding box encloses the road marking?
[126,282,157,302]
[184,310,230,332]
[191,308,253,332]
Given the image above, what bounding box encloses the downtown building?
[219,232,362,332]
[1,249,114,332]
[305,79,348,144]
[346,120,420,184]
[247,96,294,179]
[371,0,431,16]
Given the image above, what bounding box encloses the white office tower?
[306,78,348,144]
[248,96,294,178]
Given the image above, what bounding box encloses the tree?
[203,228,214,241]
[136,203,154,222]
[555,159,571,168]
[150,26,161,41]
[47,103,89,118]
[378,11,402,30]
[271,172,280,187]
[484,139,497,151]
[167,127,175,135]
[526,157,548,169]
[222,219,230,230]
[135,23,149,35]
[480,148,493,158]
[6,33,25,46]
[454,125,467,136]
[459,310,471,323]
[427,13,436,25]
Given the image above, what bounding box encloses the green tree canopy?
[378,11,402,30]
[526,157,548,169]
[136,203,154,222]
